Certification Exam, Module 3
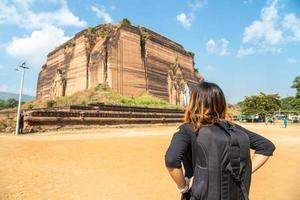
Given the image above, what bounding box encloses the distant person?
[272,116,276,124]
[283,116,288,128]
[19,111,24,134]
[268,116,273,125]
[265,116,268,125]
[165,81,275,200]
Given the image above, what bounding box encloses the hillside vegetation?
[24,84,183,110]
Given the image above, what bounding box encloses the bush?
[99,30,108,38]
[88,26,97,34]
[28,104,34,109]
[46,100,56,108]
[120,18,131,25]
[141,31,148,42]
[67,40,76,47]
[95,83,110,91]
[187,51,195,57]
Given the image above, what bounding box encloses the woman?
[165,81,275,200]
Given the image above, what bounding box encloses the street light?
[15,62,29,135]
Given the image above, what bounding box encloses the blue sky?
[0,0,299,104]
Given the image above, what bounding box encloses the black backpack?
[190,121,251,200]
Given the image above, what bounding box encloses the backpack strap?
[215,121,249,200]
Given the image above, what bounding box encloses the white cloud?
[288,58,297,64]
[91,5,113,23]
[177,0,207,28]
[242,0,283,45]
[0,0,87,30]
[176,13,193,29]
[237,45,281,57]
[240,0,300,56]
[282,13,300,41]
[6,26,71,67]
[29,6,87,29]
[206,38,231,56]
[237,47,255,57]
[206,39,215,53]
[219,39,230,56]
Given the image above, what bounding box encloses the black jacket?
[165,123,276,199]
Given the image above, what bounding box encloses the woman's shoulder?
[178,122,194,131]
[176,123,197,137]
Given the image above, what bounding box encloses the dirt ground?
[0,123,299,200]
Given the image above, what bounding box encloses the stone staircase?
[24,104,184,132]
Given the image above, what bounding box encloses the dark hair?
[184,81,227,130]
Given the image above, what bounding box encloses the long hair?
[184,81,227,130]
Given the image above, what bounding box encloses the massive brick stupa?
[36,22,203,105]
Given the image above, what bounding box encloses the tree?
[241,92,281,117]
[6,98,18,108]
[291,98,300,111]
[0,100,5,109]
[280,96,295,111]
[291,76,300,98]
[290,76,300,111]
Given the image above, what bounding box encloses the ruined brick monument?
[36,22,203,105]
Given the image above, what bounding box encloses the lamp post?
[15,62,29,135]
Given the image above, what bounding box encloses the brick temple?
[36,22,203,105]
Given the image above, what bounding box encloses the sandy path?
[0,124,299,200]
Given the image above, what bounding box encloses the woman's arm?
[251,154,269,173]
[235,124,276,156]
[167,168,187,190]
[165,125,191,191]
[234,124,275,172]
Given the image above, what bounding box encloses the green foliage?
[45,100,56,108]
[55,96,70,106]
[28,104,34,109]
[291,76,300,108]
[0,98,20,110]
[99,30,108,38]
[95,83,111,91]
[67,40,76,47]
[120,18,131,25]
[0,100,5,109]
[141,31,148,42]
[291,97,300,111]
[6,98,18,108]
[68,40,76,47]
[241,92,281,116]
[88,26,97,34]
[280,96,295,111]
[291,76,300,98]
[187,51,195,57]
